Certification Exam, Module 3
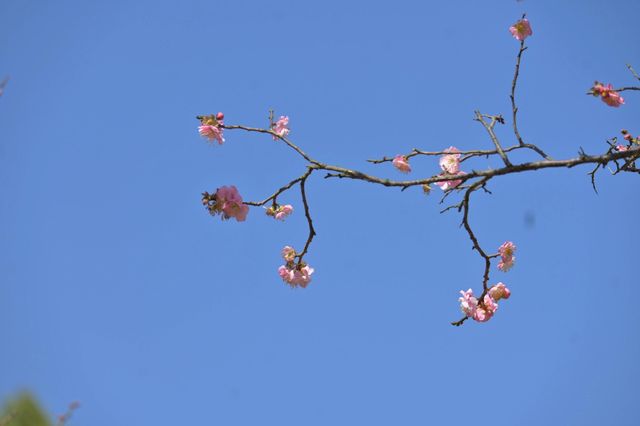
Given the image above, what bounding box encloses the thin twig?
[627,64,640,81]
[474,111,512,167]
[245,169,312,206]
[223,124,318,164]
[510,39,528,147]
[297,169,316,262]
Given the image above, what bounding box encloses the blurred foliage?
[1,393,51,426]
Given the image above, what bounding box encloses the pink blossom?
[473,295,498,322]
[278,264,314,288]
[497,241,516,272]
[392,155,411,173]
[215,186,249,222]
[439,146,461,174]
[498,258,515,272]
[616,145,629,152]
[275,204,294,221]
[459,289,478,318]
[278,265,295,282]
[272,115,290,140]
[199,125,225,145]
[509,18,532,41]
[459,288,506,323]
[294,265,314,287]
[435,171,466,191]
[601,91,625,107]
[281,246,296,262]
[266,204,294,221]
[592,82,625,108]
[489,282,511,301]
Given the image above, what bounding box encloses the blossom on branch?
[392,155,411,173]
[199,125,225,144]
[278,264,314,288]
[435,171,466,191]
[201,185,249,222]
[459,289,478,318]
[497,241,516,272]
[272,115,290,140]
[488,282,511,301]
[198,112,225,144]
[281,246,296,262]
[474,295,498,322]
[435,147,465,190]
[439,146,461,174]
[278,246,314,288]
[266,204,294,221]
[509,18,532,41]
[591,82,625,107]
[459,285,508,323]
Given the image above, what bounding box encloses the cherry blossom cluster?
[458,240,515,323]
[198,112,225,144]
[278,246,314,288]
[266,204,294,221]
[459,283,511,323]
[591,82,625,107]
[497,241,516,272]
[201,185,249,222]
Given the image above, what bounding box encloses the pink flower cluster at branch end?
[459,283,511,323]
[278,246,314,288]
[435,146,466,191]
[201,185,249,222]
[266,204,294,221]
[509,18,532,41]
[497,241,516,272]
[591,82,625,108]
[198,112,225,144]
[393,155,411,173]
[272,115,290,140]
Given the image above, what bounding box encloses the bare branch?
[510,40,528,147]
[474,111,512,167]
[296,169,316,262]
[222,124,318,164]
[627,64,640,81]
[245,169,312,207]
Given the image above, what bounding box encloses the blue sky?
[1,0,639,424]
